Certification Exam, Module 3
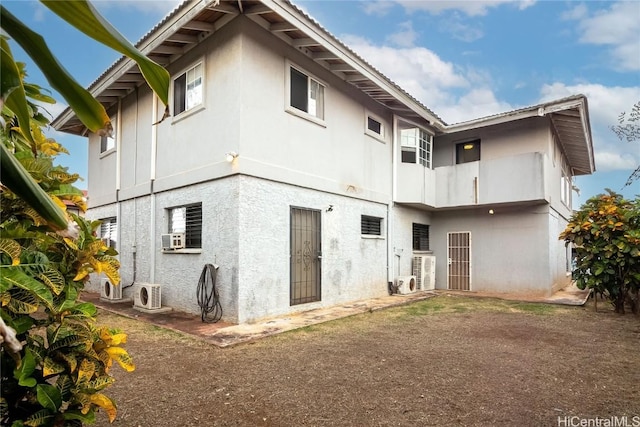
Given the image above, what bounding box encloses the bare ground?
[95,295,639,427]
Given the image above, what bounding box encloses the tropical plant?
[559,190,640,314]
[0,0,170,232]
[1,1,171,424]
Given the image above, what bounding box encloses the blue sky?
[4,0,640,207]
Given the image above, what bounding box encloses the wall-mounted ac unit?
[396,276,417,295]
[161,233,185,250]
[413,255,436,291]
[134,284,162,310]
[100,277,122,300]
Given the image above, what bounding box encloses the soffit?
[52,0,442,136]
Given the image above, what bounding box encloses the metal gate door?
[290,207,321,305]
[447,231,471,291]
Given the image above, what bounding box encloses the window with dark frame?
[412,223,430,251]
[289,66,325,120]
[361,215,382,236]
[169,203,202,249]
[173,63,203,116]
[367,116,382,135]
[456,139,481,164]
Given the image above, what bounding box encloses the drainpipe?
[149,94,158,283]
[115,100,122,255]
[388,115,399,285]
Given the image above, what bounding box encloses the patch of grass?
[395,295,565,318]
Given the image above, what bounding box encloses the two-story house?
[53,0,594,324]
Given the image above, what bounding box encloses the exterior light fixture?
[225,152,238,162]
[463,144,475,150]
[488,209,495,215]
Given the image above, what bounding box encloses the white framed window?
[400,126,432,167]
[560,161,572,208]
[361,215,383,237]
[100,116,116,154]
[365,111,385,140]
[286,61,326,124]
[173,62,203,116]
[99,217,117,248]
[168,203,202,249]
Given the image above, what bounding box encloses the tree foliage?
[559,190,640,314]
[610,101,640,187]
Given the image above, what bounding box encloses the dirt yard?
[95,295,639,427]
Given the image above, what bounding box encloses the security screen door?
[447,231,471,291]
[290,207,321,305]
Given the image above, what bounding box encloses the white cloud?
[339,35,512,124]
[564,1,640,71]
[539,82,640,172]
[395,0,536,16]
[361,1,396,16]
[386,21,419,48]
[93,0,182,16]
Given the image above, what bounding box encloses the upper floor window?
[561,164,572,208]
[100,116,116,153]
[99,217,117,248]
[456,139,481,164]
[287,63,325,123]
[168,203,202,249]
[401,127,432,167]
[173,62,203,116]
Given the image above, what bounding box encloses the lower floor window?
[412,223,430,251]
[169,203,202,248]
[361,215,382,236]
[99,217,117,248]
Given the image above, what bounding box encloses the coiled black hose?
[196,264,222,323]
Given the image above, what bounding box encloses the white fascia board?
[443,96,587,134]
[263,0,442,126]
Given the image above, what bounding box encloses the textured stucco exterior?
[77,7,592,324]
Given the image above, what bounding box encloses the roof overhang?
[51,0,444,136]
[442,95,595,176]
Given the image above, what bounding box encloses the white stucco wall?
[431,205,554,295]
[391,206,433,280]
[235,176,389,323]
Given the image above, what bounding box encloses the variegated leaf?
[86,375,115,392]
[0,238,21,265]
[89,393,117,423]
[104,347,134,372]
[77,358,96,386]
[43,356,66,377]
[39,268,65,295]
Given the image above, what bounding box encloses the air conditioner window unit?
[100,277,122,300]
[413,255,436,291]
[161,233,185,250]
[396,275,417,295]
[134,284,162,310]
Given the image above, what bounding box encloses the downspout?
[115,100,122,255]
[388,115,399,285]
[149,94,158,283]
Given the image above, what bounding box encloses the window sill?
[100,148,116,159]
[285,107,326,127]
[172,104,205,125]
[161,248,202,254]
[361,235,385,240]
[413,250,433,254]
[365,130,387,144]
